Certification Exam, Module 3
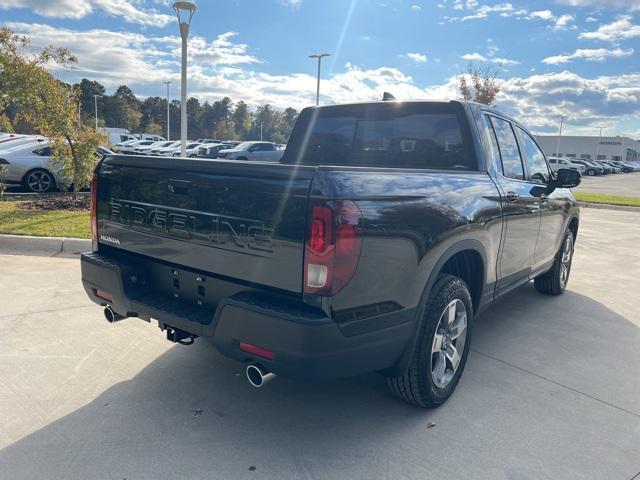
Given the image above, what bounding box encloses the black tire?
[534,230,575,295]
[386,274,473,408]
[586,169,595,176]
[22,169,56,193]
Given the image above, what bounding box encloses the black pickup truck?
[81,100,581,408]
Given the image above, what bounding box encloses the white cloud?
[542,47,634,64]
[586,16,598,22]
[410,4,422,11]
[579,15,640,43]
[555,0,640,11]
[529,10,555,21]
[461,52,519,64]
[0,0,174,26]
[462,52,487,61]
[553,13,575,29]
[407,52,428,63]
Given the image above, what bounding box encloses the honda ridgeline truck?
[81,100,581,408]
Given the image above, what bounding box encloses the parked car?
[608,161,634,173]
[598,161,622,173]
[569,159,605,176]
[217,141,285,162]
[548,158,585,174]
[592,161,613,174]
[137,134,166,142]
[171,142,204,157]
[148,140,181,156]
[96,146,115,159]
[0,135,48,151]
[118,140,156,155]
[0,142,58,192]
[197,142,235,159]
[134,140,175,155]
[82,99,581,408]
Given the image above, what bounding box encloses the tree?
[0,27,105,198]
[233,101,252,139]
[457,62,503,106]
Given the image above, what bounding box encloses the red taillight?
[239,342,274,361]
[90,174,98,241]
[304,201,363,296]
[95,289,113,302]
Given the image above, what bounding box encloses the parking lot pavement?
[575,171,640,196]
[1,208,639,480]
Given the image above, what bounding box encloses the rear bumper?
[81,252,415,382]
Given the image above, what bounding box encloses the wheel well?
[439,249,484,312]
[568,217,579,240]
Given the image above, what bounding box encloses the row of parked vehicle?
[113,138,286,162]
[548,157,640,176]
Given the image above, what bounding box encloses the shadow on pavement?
[1,283,639,480]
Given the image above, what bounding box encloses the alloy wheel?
[431,299,468,389]
[559,235,573,288]
[26,171,53,192]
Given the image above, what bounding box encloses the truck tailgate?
[96,156,316,293]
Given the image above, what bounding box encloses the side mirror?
[555,168,582,189]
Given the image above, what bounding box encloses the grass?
[0,200,91,238]
[574,192,640,208]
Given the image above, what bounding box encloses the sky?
[1,0,639,137]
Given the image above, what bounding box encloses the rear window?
[282,103,474,170]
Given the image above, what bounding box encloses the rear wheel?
[534,230,574,295]
[586,169,595,176]
[386,274,473,408]
[23,169,56,193]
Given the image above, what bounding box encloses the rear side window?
[283,103,474,170]
[489,116,524,180]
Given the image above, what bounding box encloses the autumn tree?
[0,27,105,198]
[457,62,503,106]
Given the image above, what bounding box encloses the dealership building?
[535,135,640,163]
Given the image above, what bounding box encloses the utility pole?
[164,81,172,140]
[555,115,565,159]
[260,122,263,141]
[309,53,331,106]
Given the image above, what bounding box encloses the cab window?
[516,126,550,184]
[488,116,524,180]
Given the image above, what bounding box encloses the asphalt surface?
[1,207,639,480]
[575,171,640,196]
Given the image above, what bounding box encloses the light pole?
[309,53,331,106]
[93,95,100,130]
[555,115,565,158]
[173,1,197,157]
[163,81,172,140]
[594,126,604,162]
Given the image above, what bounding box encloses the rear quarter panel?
[318,169,503,330]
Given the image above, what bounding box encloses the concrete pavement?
[575,171,640,196]
[0,208,639,480]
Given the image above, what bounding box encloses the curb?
[577,201,640,213]
[0,234,91,258]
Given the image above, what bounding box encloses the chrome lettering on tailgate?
[108,198,274,254]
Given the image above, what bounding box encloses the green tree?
[233,101,252,139]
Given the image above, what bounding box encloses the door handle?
[506,191,519,202]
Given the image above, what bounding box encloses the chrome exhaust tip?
[104,306,124,323]
[246,364,276,388]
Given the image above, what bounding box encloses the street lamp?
[309,53,331,106]
[173,1,197,157]
[93,95,101,130]
[163,81,172,140]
